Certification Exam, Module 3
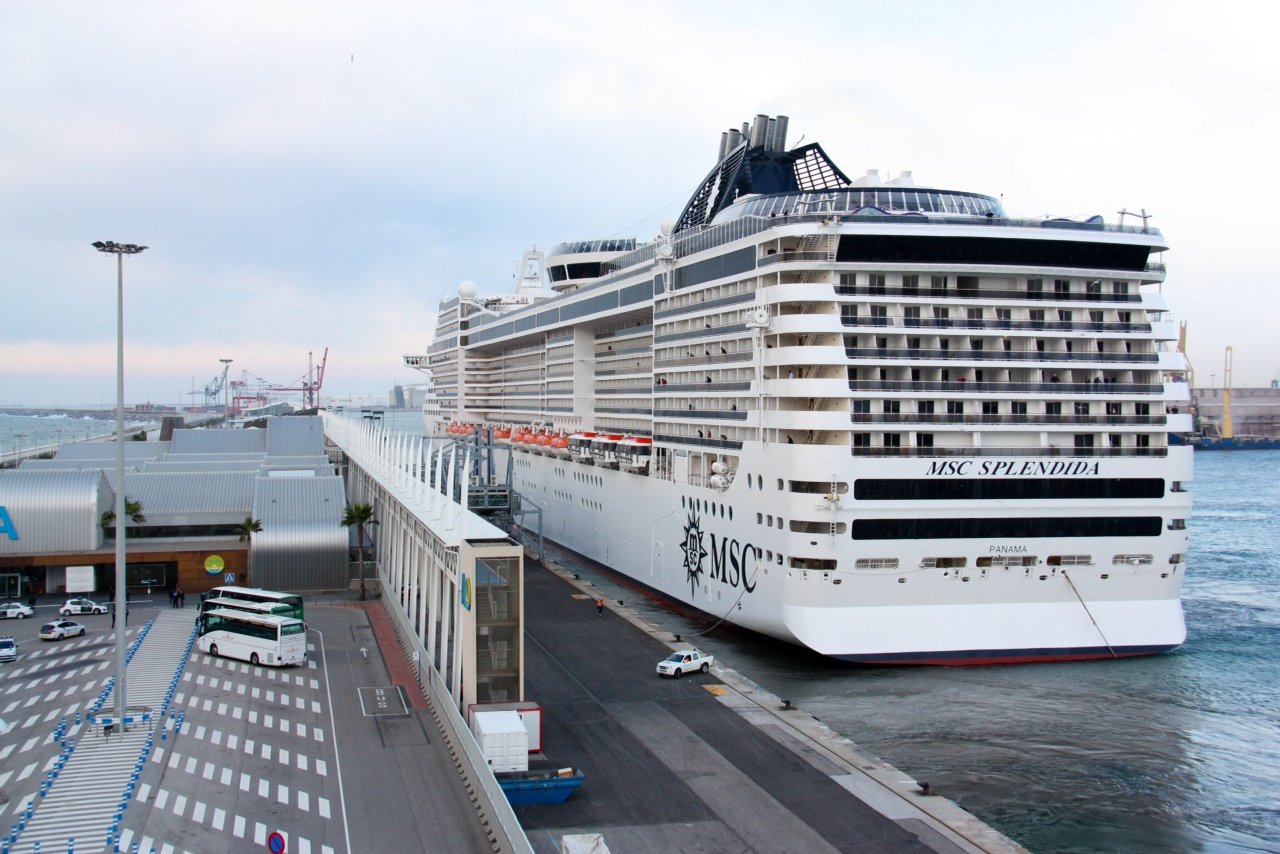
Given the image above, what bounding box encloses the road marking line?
[233,815,245,838]
[255,821,267,844]
[298,790,310,812]
[277,784,289,804]
[201,761,214,780]
[279,748,290,765]
[297,754,308,771]
[212,807,226,831]
[316,759,327,776]
[228,733,239,749]
[173,793,188,816]
[16,762,36,781]
[192,800,206,823]
[261,744,271,760]
[258,778,270,798]
[185,756,197,773]
[155,788,169,809]
[239,773,251,792]
[138,782,152,802]
[211,729,223,745]
[195,724,206,739]
[318,797,331,818]
[265,713,274,728]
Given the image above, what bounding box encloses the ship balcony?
[843,317,1155,335]
[843,347,1160,365]
[849,379,1166,395]
[850,413,1169,427]
[655,408,750,421]
[835,284,1143,304]
[850,445,1168,458]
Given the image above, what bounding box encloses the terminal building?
[0,416,348,600]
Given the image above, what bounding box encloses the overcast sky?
[2,1,1276,407]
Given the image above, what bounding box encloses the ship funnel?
[726,128,743,152]
[718,131,730,161]
[851,169,882,187]
[749,114,769,148]
[764,117,777,150]
[773,115,789,150]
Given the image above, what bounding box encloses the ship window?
[1113,281,1130,295]
[777,479,784,490]
[1055,279,1070,295]
[918,400,935,415]
[916,433,934,448]
[1075,401,1090,416]
[947,400,964,415]
[856,517,1163,539]
[1113,554,1153,566]
[870,274,886,293]
[920,556,967,569]
[757,513,763,524]
[1027,278,1043,293]
[1169,553,1184,564]
[902,274,919,294]
[883,400,900,415]
[930,275,948,292]
[1168,518,1186,530]
[982,401,999,415]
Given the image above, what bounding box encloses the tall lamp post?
[93,240,147,725]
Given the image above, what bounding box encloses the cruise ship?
[405,115,1192,664]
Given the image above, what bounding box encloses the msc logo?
[678,509,758,597]
[0,506,17,541]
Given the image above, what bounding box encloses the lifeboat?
[589,434,625,468]
[549,434,571,456]
[494,426,512,443]
[568,432,597,462]
[617,436,653,471]
[534,432,552,452]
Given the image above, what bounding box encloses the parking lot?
[0,605,148,826]
[1,601,493,854]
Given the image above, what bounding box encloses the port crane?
[189,358,233,408]
[266,348,328,410]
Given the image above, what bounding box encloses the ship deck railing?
[835,284,1145,303]
[851,413,1168,426]
[844,347,1160,364]
[841,318,1155,334]
[849,380,1166,394]
[850,446,1168,458]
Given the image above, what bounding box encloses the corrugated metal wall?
[0,470,110,554]
[251,475,348,591]
[170,429,267,454]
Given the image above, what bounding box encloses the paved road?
[516,559,953,854]
[112,605,492,853]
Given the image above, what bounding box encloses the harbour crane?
[266,348,329,410]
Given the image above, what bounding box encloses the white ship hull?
[497,440,1189,663]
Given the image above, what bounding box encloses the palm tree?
[101,497,146,532]
[340,503,377,600]
[234,517,263,543]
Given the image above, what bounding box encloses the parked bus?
[204,586,304,621]
[196,609,306,667]
[199,596,295,620]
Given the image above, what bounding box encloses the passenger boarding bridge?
[322,413,532,852]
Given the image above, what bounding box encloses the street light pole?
[93,240,147,726]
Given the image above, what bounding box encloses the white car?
[0,636,16,662]
[40,620,86,641]
[0,602,34,619]
[656,648,714,678]
[60,598,107,616]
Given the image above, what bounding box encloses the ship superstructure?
[405,114,1192,663]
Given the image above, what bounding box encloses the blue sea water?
[5,411,1276,851]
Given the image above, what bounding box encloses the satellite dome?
[458,280,478,300]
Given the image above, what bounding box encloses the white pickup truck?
[656,648,713,678]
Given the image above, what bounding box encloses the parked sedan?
[0,602,34,619]
[40,620,86,641]
[60,598,107,616]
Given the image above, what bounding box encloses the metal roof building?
[1,416,348,597]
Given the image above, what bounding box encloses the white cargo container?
[468,701,543,752]
[471,710,529,773]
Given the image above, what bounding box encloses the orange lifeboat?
[494,427,512,442]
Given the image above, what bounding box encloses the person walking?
[177,589,185,609]
[596,598,605,617]
[169,589,177,608]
